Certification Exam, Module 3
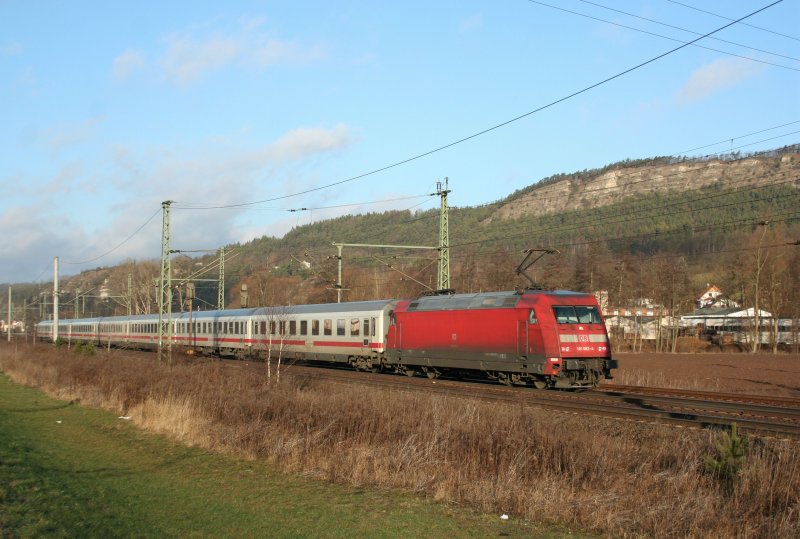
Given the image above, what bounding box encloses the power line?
[175,194,434,212]
[577,0,800,63]
[173,1,784,210]
[665,0,800,42]
[525,0,799,72]
[61,207,162,266]
[674,121,800,155]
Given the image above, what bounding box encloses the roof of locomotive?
[401,289,596,312]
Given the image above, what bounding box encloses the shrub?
[705,423,747,492]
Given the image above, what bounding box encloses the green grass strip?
[0,373,575,538]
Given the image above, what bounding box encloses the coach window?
[270,321,276,335]
[363,318,370,337]
[289,320,296,335]
[312,320,320,336]
[350,318,360,336]
[337,319,346,336]
[300,320,308,336]
[371,318,377,337]
[529,310,538,324]
[324,319,332,336]
[260,321,267,335]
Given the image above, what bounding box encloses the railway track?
[275,363,800,440]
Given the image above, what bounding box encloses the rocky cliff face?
[488,153,800,221]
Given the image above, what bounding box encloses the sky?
[1,0,798,284]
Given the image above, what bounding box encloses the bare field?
[613,352,800,397]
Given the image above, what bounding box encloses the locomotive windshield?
[553,305,602,324]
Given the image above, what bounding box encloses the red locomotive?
[385,290,615,388]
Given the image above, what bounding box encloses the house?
[696,284,739,309]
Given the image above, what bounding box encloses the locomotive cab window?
[575,306,602,324]
[553,306,601,324]
[553,306,579,324]
[528,310,538,324]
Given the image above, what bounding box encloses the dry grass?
[2,341,799,538]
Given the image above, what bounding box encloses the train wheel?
[422,367,440,379]
[532,378,547,389]
[498,372,512,386]
[402,366,416,377]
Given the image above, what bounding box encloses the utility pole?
[436,178,451,291]
[218,247,225,310]
[186,283,194,348]
[53,256,59,342]
[335,244,343,303]
[6,286,10,342]
[158,201,173,362]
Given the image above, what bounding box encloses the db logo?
[578,335,589,342]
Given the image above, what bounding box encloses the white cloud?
[161,35,241,85]
[459,12,483,32]
[676,58,763,105]
[112,49,145,82]
[158,20,328,86]
[0,41,22,55]
[264,124,353,163]
[251,39,328,68]
[106,124,355,251]
[0,122,357,282]
[40,117,105,150]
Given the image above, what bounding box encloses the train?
[35,289,617,389]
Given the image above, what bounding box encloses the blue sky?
[1,0,798,283]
